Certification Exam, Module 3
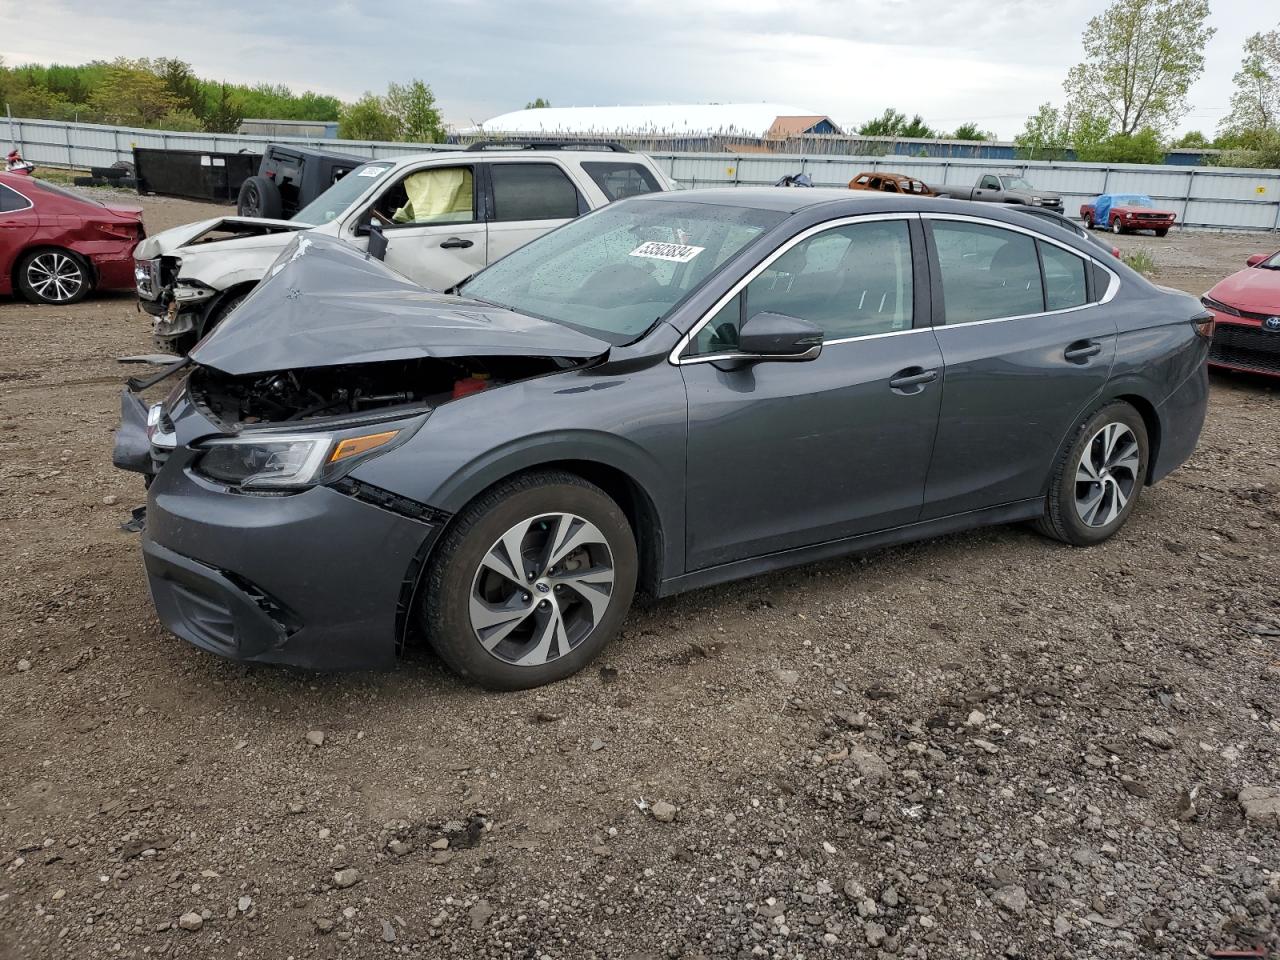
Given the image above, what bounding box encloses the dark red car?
[0,172,144,305]
[1080,193,1177,236]
[1201,249,1280,377]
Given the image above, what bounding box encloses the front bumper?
[141,449,441,669]
[1205,313,1280,378]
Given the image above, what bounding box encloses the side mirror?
[1246,253,1267,267]
[366,221,388,262]
[737,312,823,361]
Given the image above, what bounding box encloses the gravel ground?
[0,196,1278,960]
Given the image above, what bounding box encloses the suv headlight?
[196,427,404,490]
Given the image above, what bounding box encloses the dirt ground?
[1,196,1278,960]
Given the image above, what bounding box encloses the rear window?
[489,162,581,221]
[0,182,32,212]
[580,162,663,202]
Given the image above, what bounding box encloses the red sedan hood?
[1208,266,1280,315]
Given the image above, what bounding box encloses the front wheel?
[1035,402,1149,546]
[17,249,91,304]
[1154,228,1169,238]
[1111,218,1124,235]
[421,472,638,690]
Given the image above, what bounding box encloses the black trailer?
[133,148,261,203]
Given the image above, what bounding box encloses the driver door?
[679,216,944,569]
[357,164,488,290]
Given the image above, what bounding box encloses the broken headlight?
[196,427,402,490]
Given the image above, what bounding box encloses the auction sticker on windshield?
[630,241,705,263]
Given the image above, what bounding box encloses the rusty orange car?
[848,172,941,196]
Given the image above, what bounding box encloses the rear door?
[920,214,1117,518]
[0,182,37,288]
[482,161,584,264]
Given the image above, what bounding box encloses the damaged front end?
[112,231,610,669]
[134,216,307,352]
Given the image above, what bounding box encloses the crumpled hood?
[134,215,305,258]
[1208,266,1280,314]
[189,233,611,376]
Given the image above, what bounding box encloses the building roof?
[764,115,833,139]
[467,103,834,139]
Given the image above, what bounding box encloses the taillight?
[1191,310,1215,339]
[96,221,140,240]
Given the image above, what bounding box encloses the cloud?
[0,0,1257,138]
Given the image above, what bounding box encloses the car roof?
[383,149,646,167]
[640,187,975,215]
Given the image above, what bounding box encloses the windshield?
[1003,177,1035,191]
[459,198,784,344]
[1261,251,1280,269]
[291,161,394,225]
[1116,195,1154,207]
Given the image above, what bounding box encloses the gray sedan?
[114,189,1212,688]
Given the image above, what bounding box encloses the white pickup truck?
[134,144,674,352]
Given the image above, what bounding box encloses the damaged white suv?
[134,143,674,352]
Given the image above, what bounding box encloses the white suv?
[134,144,674,352]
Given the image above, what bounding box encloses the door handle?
[1064,339,1103,363]
[889,367,938,393]
[440,236,473,249]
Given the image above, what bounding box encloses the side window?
[489,163,581,221]
[931,220,1045,323]
[379,166,475,226]
[685,220,914,357]
[1039,241,1087,310]
[0,183,32,212]
[980,175,999,190]
[580,162,661,202]
[882,179,900,193]
[854,175,870,186]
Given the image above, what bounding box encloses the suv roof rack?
[463,139,631,154]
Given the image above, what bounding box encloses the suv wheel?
[1036,402,1149,546]
[237,175,283,219]
[422,471,638,690]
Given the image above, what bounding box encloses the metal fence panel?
[6,117,1278,231]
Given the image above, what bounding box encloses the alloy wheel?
[468,512,615,667]
[1074,422,1140,527]
[26,253,85,302]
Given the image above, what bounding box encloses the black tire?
[421,471,638,690]
[1083,213,1094,229]
[1111,217,1124,235]
[1035,401,1149,546]
[16,249,92,305]
[1154,228,1169,238]
[202,292,247,339]
[237,175,282,219]
[157,291,246,355]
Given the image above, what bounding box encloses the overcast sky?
[0,0,1263,139]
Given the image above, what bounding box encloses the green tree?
[1069,110,1114,160]
[947,122,992,141]
[202,83,245,133]
[1064,0,1215,135]
[1014,103,1071,159]
[858,108,934,138]
[155,58,203,117]
[1170,130,1209,148]
[339,93,399,140]
[386,79,445,142]
[87,58,176,125]
[1220,24,1280,138]
[525,97,552,109]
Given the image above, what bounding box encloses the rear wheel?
[1084,212,1094,229]
[17,249,91,305]
[1035,402,1149,546]
[236,175,282,219]
[421,472,638,690]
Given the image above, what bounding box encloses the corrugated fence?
[7,116,1279,232]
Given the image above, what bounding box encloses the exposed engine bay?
[190,355,578,428]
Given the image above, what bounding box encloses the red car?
[1201,249,1280,377]
[1080,194,1177,236]
[0,171,144,305]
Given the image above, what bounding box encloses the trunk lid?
[189,233,610,376]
